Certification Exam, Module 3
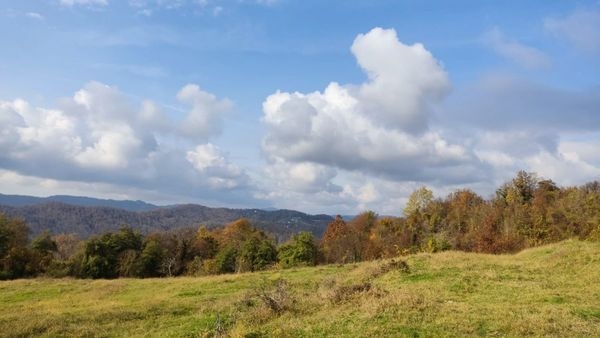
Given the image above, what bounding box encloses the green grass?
[1,239,599,337]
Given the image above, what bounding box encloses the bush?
[252,278,295,314]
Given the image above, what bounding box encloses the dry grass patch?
[0,240,599,337]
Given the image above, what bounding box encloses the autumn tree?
[403,187,435,250]
[367,217,405,258]
[212,219,277,273]
[349,211,378,260]
[444,189,485,250]
[321,215,356,263]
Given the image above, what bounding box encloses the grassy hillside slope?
[1,240,599,337]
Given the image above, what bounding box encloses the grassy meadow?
[1,239,599,337]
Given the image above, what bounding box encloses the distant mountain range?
[0,193,159,212]
[0,193,333,241]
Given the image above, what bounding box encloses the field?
[1,239,599,337]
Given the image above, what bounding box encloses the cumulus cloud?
[262,159,341,194]
[177,84,233,142]
[559,138,600,166]
[186,143,247,189]
[257,27,600,214]
[545,9,600,53]
[0,81,249,205]
[352,27,450,132]
[526,150,600,186]
[262,27,474,185]
[483,28,550,69]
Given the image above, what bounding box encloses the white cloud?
[138,100,170,131]
[75,126,142,169]
[262,159,341,194]
[0,81,250,205]
[25,12,44,20]
[186,143,246,189]
[559,138,600,166]
[526,150,600,186]
[545,9,600,53]
[262,28,472,184]
[483,27,550,69]
[352,27,450,132]
[177,84,233,142]
[257,27,600,214]
[60,0,108,6]
[254,27,498,213]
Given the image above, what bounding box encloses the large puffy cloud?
[351,27,450,132]
[259,27,600,214]
[177,84,233,142]
[186,143,247,189]
[256,27,496,214]
[261,159,341,195]
[262,27,476,184]
[0,82,249,205]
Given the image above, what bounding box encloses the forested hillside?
[0,193,159,211]
[0,202,333,240]
[1,171,599,281]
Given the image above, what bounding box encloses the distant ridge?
[0,193,158,212]
[0,194,333,241]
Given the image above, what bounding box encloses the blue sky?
[1,0,599,214]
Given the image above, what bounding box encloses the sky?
[0,0,599,215]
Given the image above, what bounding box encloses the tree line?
[1,171,599,280]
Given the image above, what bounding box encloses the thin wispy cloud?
[545,8,600,53]
[25,12,44,20]
[483,27,551,69]
[60,0,108,7]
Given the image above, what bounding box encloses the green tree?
[30,230,58,275]
[80,226,143,279]
[238,236,277,272]
[277,231,318,268]
[137,239,165,278]
[0,214,33,279]
[215,246,237,274]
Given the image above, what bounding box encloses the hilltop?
[1,239,598,337]
[0,193,333,240]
